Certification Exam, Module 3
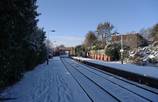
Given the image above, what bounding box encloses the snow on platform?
[71,57,158,79]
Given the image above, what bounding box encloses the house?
[111,33,148,48]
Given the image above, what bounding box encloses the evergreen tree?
[0,0,46,87]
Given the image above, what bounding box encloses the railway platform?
[71,56,158,89]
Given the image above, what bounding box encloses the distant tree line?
[0,0,47,88]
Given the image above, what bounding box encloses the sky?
[36,0,158,47]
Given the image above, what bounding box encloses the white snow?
[128,43,158,67]
[72,57,158,79]
[0,57,91,102]
[66,58,158,101]
[148,55,155,59]
[1,56,158,102]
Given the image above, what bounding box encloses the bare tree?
[151,23,158,41]
[96,22,115,48]
[139,23,158,42]
[84,31,97,49]
[139,27,153,41]
[44,39,54,49]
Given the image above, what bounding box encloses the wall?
[88,54,110,61]
[88,49,105,55]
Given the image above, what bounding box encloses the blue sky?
[36,0,158,47]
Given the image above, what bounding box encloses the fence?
[88,54,110,61]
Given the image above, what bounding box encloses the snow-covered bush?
[24,27,46,71]
[152,41,158,47]
[127,41,158,67]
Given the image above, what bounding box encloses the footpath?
[0,57,91,102]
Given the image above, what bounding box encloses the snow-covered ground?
[0,57,91,102]
[64,58,158,101]
[1,56,158,102]
[128,42,158,67]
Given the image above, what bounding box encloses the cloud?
[52,36,84,41]
[53,41,82,47]
[49,36,84,47]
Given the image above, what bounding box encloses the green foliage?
[105,43,130,61]
[105,44,119,61]
[87,47,91,51]
[0,0,47,88]
[92,45,101,51]
[75,45,85,56]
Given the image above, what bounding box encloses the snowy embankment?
[0,57,91,102]
[128,41,158,67]
[72,57,158,79]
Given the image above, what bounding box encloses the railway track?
[72,57,158,89]
[74,59,158,95]
[61,57,120,102]
[61,57,158,102]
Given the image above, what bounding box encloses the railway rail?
[61,58,120,102]
[61,57,158,102]
[71,58,158,95]
[71,57,158,89]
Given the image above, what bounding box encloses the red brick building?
[111,33,148,48]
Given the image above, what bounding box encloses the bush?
[87,47,90,51]
[75,45,85,55]
[92,45,101,51]
[105,44,119,61]
[105,43,130,61]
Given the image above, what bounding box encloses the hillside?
[126,41,158,67]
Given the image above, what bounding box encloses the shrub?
[92,45,101,51]
[105,43,130,61]
[105,44,119,61]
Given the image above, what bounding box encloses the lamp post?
[55,44,58,56]
[47,30,55,65]
[120,33,123,64]
[52,41,56,59]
